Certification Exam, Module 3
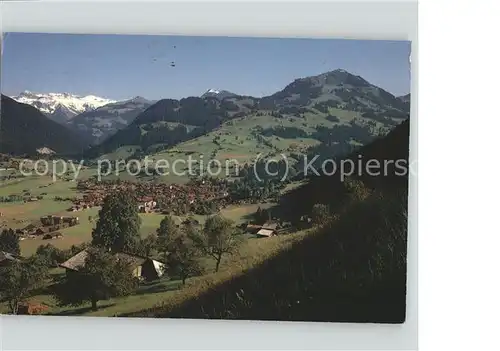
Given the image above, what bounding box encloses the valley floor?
[0,172,287,316]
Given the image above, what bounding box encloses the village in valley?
[1,34,410,322]
[0,157,304,316]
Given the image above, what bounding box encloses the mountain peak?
[316,69,371,87]
[201,89,237,100]
[11,91,117,122]
[398,93,411,103]
[19,90,37,98]
[128,96,150,103]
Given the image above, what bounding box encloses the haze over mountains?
[2,69,410,157]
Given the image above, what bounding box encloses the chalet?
[256,221,279,237]
[60,249,165,281]
[0,251,21,267]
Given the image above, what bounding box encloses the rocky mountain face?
[11,91,116,124]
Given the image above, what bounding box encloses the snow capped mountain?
[11,91,117,123]
[201,89,238,100]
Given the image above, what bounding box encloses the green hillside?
[125,118,410,322]
[85,69,408,162]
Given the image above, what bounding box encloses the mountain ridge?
[85,69,409,159]
[67,96,155,144]
[4,69,410,159]
[201,89,238,100]
[11,91,117,124]
[0,95,89,155]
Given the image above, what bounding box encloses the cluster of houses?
[15,215,79,240]
[70,178,231,214]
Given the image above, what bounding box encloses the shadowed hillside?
[280,119,410,220]
[67,96,154,144]
[85,95,258,157]
[0,95,89,155]
[125,118,410,323]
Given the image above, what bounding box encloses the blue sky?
[2,33,411,101]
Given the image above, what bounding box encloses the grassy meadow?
[0,227,308,316]
[0,170,276,256]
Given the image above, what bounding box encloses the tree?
[193,215,240,273]
[254,206,263,223]
[156,215,179,255]
[344,177,371,202]
[166,225,203,285]
[311,203,331,227]
[36,244,70,268]
[54,247,138,311]
[127,234,157,257]
[0,256,49,314]
[0,229,20,255]
[92,191,141,252]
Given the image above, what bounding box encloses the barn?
[60,249,165,281]
[256,221,278,237]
